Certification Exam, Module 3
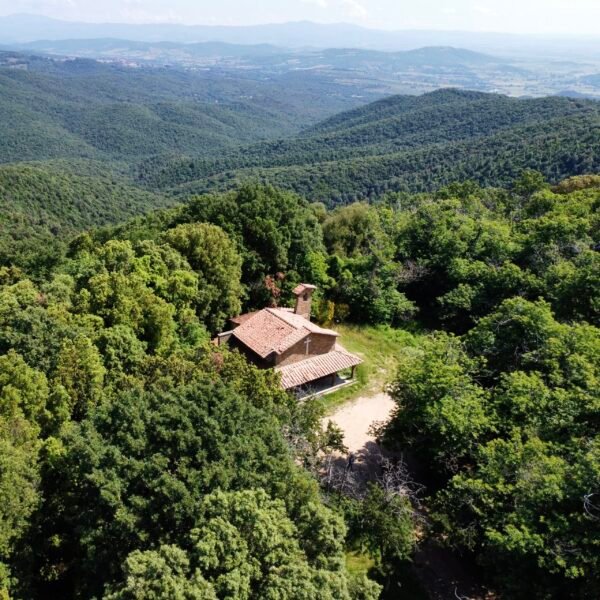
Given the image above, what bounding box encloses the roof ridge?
[261,308,311,355]
[265,307,304,329]
[232,307,339,360]
[269,307,340,336]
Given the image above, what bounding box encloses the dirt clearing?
[323,392,395,453]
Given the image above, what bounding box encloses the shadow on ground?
[329,440,495,600]
[328,440,398,482]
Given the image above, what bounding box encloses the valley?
[0,11,598,600]
[4,37,600,99]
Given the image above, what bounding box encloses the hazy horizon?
[0,1,599,36]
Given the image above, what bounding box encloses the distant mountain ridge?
[2,13,599,58]
[3,28,599,99]
[5,38,501,64]
[2,38,510,74]
[5,38,285,59]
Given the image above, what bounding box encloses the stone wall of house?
[275,333,336,367]
[230,337,275,368]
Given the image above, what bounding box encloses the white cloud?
[341,0,367,19]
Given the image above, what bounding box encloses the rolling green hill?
[137,89,600,202]
[0,52,372,165]
[0,163,177,270]
[0,51,376,269]
[1,66,599,267]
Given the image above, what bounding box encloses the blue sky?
[1,0,599,35]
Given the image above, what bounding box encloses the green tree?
[386,333,492,469]
[104,545,216,600]
[106,490,380,600]
[0,351,49,428]
[43,377,320,597]
[386,297,599,598]
[513,169,549,198]
[163,223,242,331]
[180,185,325,307]
[0,415,40,598]
[54,336,105,421]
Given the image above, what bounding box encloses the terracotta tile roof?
[275,345,362,389]
[231,307,338,359]
[268,308,339,336]
[230,311,258,326]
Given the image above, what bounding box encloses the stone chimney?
[293,284,317,319]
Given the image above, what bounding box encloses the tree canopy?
[0,172,598,599]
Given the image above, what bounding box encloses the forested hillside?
[0,51,379,270]
[0,43,599,599]
[0,175,598,599]
[0,51,371,164]
[1,58,599,238]
[141,90,600,202]
[0,163,176,273]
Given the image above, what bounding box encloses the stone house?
[218,284,362,393]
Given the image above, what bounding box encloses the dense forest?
[0,51,374,164]
[2,69,599,277]
[0,172,598,599]
[0,49,598,599]
[0,50,383,269]
[138,90,600,201]
[0,163,177,274]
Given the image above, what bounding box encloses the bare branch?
[377,456,426,508]
[454,586,470,600]
[584,491,600,520]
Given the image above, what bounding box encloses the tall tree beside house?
[179,184,328,306]
[323,202,417,324]
[163,223,243,332]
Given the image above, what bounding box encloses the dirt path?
[323,392,495,600]
[323,392,396,453]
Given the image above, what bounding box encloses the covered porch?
[292,372,359,400]
[275,346,361,399]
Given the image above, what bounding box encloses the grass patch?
[346,551,376,577]
[318,324,421,414]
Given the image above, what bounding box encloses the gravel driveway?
[323,392,396,453]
